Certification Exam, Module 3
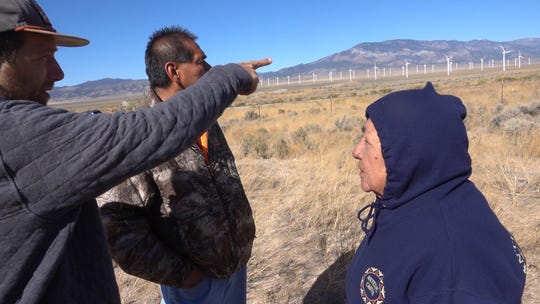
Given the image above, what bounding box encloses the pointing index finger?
[247,58,273,70]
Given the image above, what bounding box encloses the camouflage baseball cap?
[0,0,89,46]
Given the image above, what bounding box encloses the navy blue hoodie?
[346,83,527,303]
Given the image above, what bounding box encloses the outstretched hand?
[238,58,272,95]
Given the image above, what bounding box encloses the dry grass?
[106,66,540,303]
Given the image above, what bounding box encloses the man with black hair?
[99,26,255,304]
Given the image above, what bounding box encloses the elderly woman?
[347,82,526,303]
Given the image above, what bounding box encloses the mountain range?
[50,38,540,101]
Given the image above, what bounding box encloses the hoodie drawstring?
[357,200,382,242]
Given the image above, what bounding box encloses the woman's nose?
[352,141,363,159]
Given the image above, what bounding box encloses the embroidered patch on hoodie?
[360,267,386,304]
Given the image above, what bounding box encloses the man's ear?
[164,62,179,82]
[164,62,184,90]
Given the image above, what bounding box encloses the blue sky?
[38,0,539,86]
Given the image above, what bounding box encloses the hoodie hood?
[366,82,471,209]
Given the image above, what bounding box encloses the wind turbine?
[518,51,524,68]
[480,57,485,71]
[404,59,410,78]
[445,55,453,75]
[373,64,378,80]
[500,45,512,72]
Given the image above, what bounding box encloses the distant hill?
[263,38,540,77]
[51,78,149,101]
[51,38,540,100]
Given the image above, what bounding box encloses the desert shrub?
[244,110,260,121]
[271,98,285,104]
[490,102,540,133]
[289,124,323,153]
[288,111,298,117]
[496,76,518,82]
[494,103,504,114]
[240,128,271,159]
[241,136,270,159]
[525,128,540,157]
[517,102,540,116]
[334,115,363,131]
[502,118,538,133]
[271,137,291,159]
[308,108,321,114]
[219,118,238,130]
[120,98,145,111]
[464,105,491,129]
[240,130,295,159]
[305,124,322,133]
[291,127,308,143]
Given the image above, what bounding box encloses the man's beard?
[0,81,49,105]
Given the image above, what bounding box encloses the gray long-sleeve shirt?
[0,64,251,304]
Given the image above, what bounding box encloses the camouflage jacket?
[97,90,255,288]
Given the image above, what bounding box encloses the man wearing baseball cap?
[0,0,271,303]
